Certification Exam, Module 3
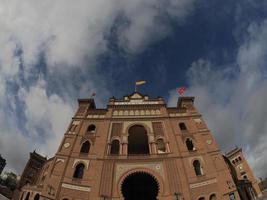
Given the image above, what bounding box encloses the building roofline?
[225,147,242,157]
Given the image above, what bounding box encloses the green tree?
[1,171,18,190]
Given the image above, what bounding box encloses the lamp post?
[174,192,181,200]
[100,195,108,200]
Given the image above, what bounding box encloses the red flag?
[91,92,96,97]
[177,87,186,95]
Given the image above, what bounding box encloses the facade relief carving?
[115,163,164,182]
[190,178,217,189]
[112,109,161,118]
[87,114,105,119]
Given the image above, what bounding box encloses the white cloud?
[18,78,74,156]
[0,0,196,174]
[168,19,267,178]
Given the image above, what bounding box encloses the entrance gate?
[121,172,159,200]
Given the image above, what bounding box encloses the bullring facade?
[18,92,262,200]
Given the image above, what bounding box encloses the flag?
[91,92,96,97]
[177,87,186,95]
[135,80,146,86]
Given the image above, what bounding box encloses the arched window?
[156,139,166,153]
[128,125,149,155]
[199,197,205,200]
[193,160,203,176]
[87,124,96,134]
[186,138,195,151]
[238,156,242,161]
[179,123,187,131]
[24,192,30,200]
[80,141,90,154]
[73,163,85,179]
[34,194,40,200]
[209,194,216,200]
[110,140,120,155]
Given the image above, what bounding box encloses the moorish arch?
[127,125,150,155]
[124,121,153,135]
[119,169,163,200]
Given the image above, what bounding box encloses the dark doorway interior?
[121,172,159,200]
[128,125,149,155]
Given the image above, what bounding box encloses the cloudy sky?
[0,0,267,178]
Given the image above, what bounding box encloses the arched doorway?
[128,125,149,155]
[121,172,159,200]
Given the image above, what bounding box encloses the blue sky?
[0,0,267,178]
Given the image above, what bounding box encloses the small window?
[24,192,30,200]
[34,194,40,200]
[229,193,235,200]
[87,124,96,134]
[179,123,187,131]
[73,163,85,179]
[240,171,246,176]
[232,160,235,164]
[199,197,205,200]
[238,156,242,161]
[209,194,216,200]
[156,139,166,153]
[193,160,203,176]
[186,138,195,151]
[110,140,120,155]
[235,158,238,163]
[80,141,90,154]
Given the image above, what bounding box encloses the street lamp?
[174,192,181,200]
[100,195,108,200]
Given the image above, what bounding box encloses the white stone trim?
[190,178,217,189]
[62,183,91,192]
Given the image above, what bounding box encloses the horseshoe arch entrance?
[121,171,159,200]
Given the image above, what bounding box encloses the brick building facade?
[17,93,262,200]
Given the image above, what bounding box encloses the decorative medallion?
[206,140,212,145]
[155,164,161,170]
[63,143,70,148]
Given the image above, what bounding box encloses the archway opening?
[128,125,149,155]
[121,172,159,200]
